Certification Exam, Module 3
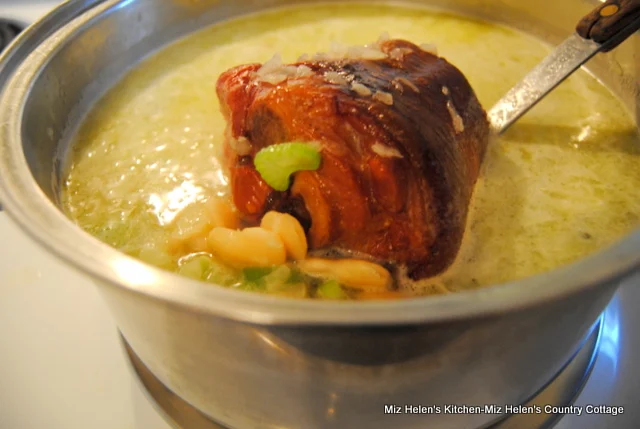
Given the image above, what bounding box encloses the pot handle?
[576,0,640,51]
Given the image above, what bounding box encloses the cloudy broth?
[62,3,640,298]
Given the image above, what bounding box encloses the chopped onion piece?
[376,31,391,45]
[295,65,314,77]
[447,100,465,134]
[372,143,403,158]
[441,86,465,133]
[372,91,393,105]
[389,47,413,60]
[235,136,252,156]
[347,45,387,60]
[324,71,349,85]
[396,77,420,93]
[351,82,372,96]
[420,43,438,55]
[257,53,283,75]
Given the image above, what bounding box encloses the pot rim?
[0,0,638,326]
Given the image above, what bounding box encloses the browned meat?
[216,39,490,279]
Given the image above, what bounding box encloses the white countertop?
[0,2,169,425]
[0,1,60,25]
[0,213,173,429]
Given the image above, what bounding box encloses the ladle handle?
[488,0,640,134]
[576,0,640,51]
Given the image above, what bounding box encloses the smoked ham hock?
[216,39,490,280]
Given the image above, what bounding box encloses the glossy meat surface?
[216,39,490,279]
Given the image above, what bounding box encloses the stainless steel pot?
[0,0,638,428]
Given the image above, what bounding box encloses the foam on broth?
[62,3,640,297]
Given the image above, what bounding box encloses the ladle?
[489,0,640,134]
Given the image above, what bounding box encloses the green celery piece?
[287,268,306,284]
[179,255,240,285]
[316,280,348,300]
[204,260,242,287]
[243,267,274,283]
[263,266,292,292]
[179,256,211,280]
[253,142,321,191]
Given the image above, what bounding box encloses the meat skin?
[216,39,490,279]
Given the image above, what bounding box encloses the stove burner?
[122,320,602,429]
[0,19,25,53]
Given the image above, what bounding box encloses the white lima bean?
[170,198,239,253]
[260,211,308,260]
[207,198,239,230]
[208,227,287,268]
[297,258,391,292]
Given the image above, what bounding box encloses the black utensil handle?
[576,0,640,51]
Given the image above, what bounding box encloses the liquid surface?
[62,3,640,297]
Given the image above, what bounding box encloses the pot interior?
[0,0,638,321]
